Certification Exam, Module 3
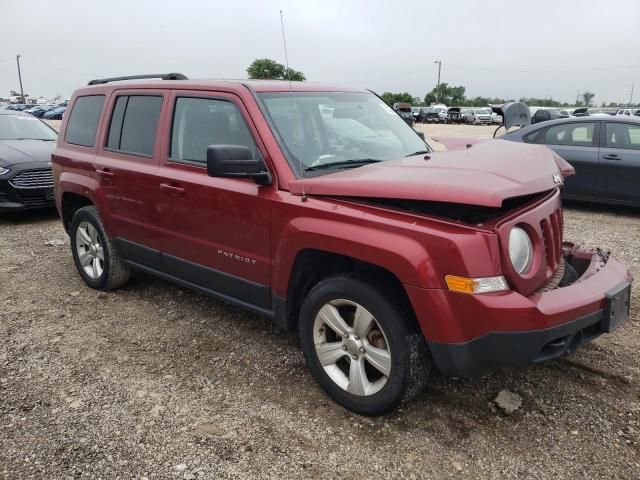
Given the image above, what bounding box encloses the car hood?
[0,140,55,167]
[288,140,571,208]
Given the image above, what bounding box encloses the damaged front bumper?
[416,243,633,377]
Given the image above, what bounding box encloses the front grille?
[20,196,54,208]
[540,208,563,272]
[9,169,54,189]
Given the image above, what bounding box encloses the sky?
[1,0,639,105]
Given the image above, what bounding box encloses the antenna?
[280,10,307,201]
[280,10,292,88]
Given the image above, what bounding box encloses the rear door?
[96,91,166,267]
[594,121,640,204]
[540,121,600,199]
[155,90,274,313]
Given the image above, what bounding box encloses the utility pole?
[16,55,24,103]
[434,60,442,104]
[630,82,635,105]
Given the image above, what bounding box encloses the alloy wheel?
[313,299,391,396]
[75,221,104,279]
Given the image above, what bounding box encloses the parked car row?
[531,106,640,120]
[1,103,67,119]
[411,106,500,125]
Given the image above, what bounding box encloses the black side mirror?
[206,145,272,185]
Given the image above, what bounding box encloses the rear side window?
[106,95,163,156]
[605,123,640,150]
[65,95,105,147]
[544,122,595,147]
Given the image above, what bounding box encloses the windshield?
[258,92,429,177]
[475,108,491,114]
[0,115,58,141]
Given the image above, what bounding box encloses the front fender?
[271,216,439,297]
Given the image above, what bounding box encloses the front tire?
[70,206,130,290]
[299,275,430,416]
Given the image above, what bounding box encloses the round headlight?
[509,227,533,274]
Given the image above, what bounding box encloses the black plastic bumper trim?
[428,309,611,378]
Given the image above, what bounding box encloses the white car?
[616,108,640,117]
[466,108,493,125]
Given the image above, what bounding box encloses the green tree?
[283,67,305,81]
[518,97,565,108]
[582,91,595,107]
[424,83,466,106]
[246,58,306,81]
[380,91,415,106]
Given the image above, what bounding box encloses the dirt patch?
[2,125,639,479]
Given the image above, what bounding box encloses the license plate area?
[602,283,631,333]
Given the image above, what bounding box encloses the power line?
[359,62,640,84]
[446,64,640,73]
[19,59,101,77]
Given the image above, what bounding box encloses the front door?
[155,91,274,313]
[594,121,640,204]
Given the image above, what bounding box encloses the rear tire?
[70,206,130,290]
[299,274,431,416]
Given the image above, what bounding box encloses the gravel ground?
[1,123,638,479]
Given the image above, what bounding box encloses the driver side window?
[169,97,259,165]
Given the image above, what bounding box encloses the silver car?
[466,108,493,125]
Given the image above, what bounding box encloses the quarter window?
[605,123,640,150]
[544,122,595,147]
[106,95,162,156]
[170,97,258,164]
[523,129,543,143]
[65,95,105,147]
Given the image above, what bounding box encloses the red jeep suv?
[52,74,632,415]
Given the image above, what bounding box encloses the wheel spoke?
[364,344,391,377]
[77,227,91,246]
[88,224,98,243]
[95,259,104,277]
[348,357,370,396]
[95,246,104,261]
[353,306,374,338]
[91,258,99,278]
[78,249,92,267]
[318,304,350,337]
[316,342,346,366]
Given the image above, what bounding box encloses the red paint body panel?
[407,251,631,343]
[289,141,565,207]
[53,79,632,355]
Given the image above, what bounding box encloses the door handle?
[602,154,621,161]
[160,182,186,196]
[96,168,115,179]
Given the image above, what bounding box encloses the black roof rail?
[87,73,188,86]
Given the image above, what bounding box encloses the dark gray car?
[502,116,640,207]
[0,110,58,212]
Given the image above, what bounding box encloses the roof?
[77,78,366,94]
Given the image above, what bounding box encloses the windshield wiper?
[405,150,430,157]
[305,159,381,172]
